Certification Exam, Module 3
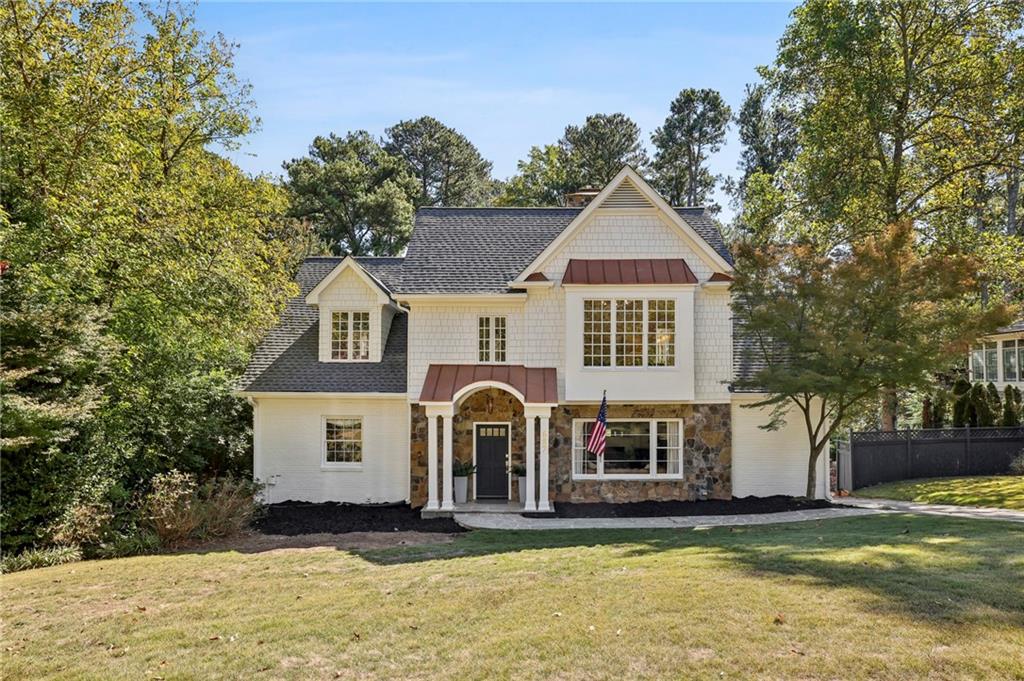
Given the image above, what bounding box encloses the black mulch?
[524,495,838,519]
[254,501,466,535]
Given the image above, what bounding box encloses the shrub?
[970,383,994,427]
[93,531,161,560]
[511,463,527,476]
[143,471,261,549]
[932,391,948,428]
[1,545,82,574]
[1004,385,1022,427]
[1010,451,1024,476]
[951,378,971,427]
[48,501,115,548]
[452,460,477,476]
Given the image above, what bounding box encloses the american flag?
[586,391,608,457]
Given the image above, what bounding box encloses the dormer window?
[332,311,370,361]
[478,316,507,362]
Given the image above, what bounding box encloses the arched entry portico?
[419,365,557,512]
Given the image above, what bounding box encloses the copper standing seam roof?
[708,272,734,282]
[561,259,698,285]
[419,364,558,404]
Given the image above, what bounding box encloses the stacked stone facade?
[410,394,731,507]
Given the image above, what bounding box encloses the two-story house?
[237,167,827,512]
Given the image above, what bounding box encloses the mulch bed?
[525,495,837,519]
[254,501,466,535]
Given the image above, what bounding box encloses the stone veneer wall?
[409,388,526,507]
[549,403,732,503]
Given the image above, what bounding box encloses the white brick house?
[238,167,827,511]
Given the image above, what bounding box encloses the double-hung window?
[971,342,999,381]
[324,417,362,467]
[1003,339,1020,382]
[331,311,370,360]
[572,419,682,479]
[478,316,507,362]
[583,299,676,368]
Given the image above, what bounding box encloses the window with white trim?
[478,316,507,362]
[324,417,362,465]
[1003,339,1019,382]
[572,419,682,479]
[331,311,370,360]
[583,299,676,368]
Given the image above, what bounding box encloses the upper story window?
[583,298,676,368]
[331,311,370,361]
[478,316,507,362]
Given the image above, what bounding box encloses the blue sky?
[196,2,796,214]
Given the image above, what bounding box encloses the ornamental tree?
[732,221,1013,497]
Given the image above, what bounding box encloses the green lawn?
[855,475,1024,510]
[3,515,1023,680]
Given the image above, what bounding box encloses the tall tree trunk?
[881,390,898,431]
[1008,166,1020,236]
[805,441,825,499]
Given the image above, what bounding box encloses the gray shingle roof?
[731,315,770,393]
[239,205,734,392]
[993,319,1024,335]
[238,257,406,393]
[396,207,732,294]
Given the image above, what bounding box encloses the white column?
[426,413,439,510]
[441,413,455,511]
[524,415,537,511]
[537,415,551,511]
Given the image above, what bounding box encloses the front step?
[421,501,556,519]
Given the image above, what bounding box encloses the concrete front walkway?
[841,496,1024,524]
[453,506,881,530]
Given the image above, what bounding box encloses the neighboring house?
[237,167,827,511]
[969,319,1024,390]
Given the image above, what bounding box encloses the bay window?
[583,298,676,368]
[572,419,682,479]
[331,311,370,361]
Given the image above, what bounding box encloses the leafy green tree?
[560,113,649,189]
[747,0,1024,428]
[1,0,302,552]
[651,88,731,206]
[732,222,1012,496]
[733,83,797,199]
[284,132,418,256]
[495,145,573,207]
[383,116,494,207]
[759,0,1024,248]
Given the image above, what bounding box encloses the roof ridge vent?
[598,178,653,209]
